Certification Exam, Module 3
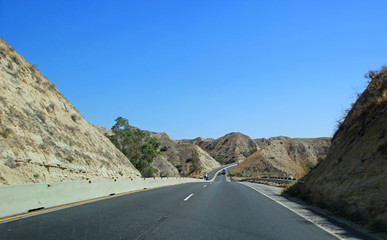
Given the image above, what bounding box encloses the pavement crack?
[158,215,169,222]
[135,215,170,240]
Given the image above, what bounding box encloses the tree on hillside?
[107,117,160,177]
[112,117,130,130]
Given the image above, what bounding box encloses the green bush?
[1,129,10,139]
[108,117,160,177]
[283,181,303,197]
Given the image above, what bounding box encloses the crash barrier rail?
[0,177,204,219]
[239,177,298,184]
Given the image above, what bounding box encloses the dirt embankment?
[292,67,387,232]
[0,39,141,184]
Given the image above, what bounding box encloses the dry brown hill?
[295,67,387,231]
[148,131,220,176]
[0,39,141,184]
[230,138,331,179]
[183,132,259,164]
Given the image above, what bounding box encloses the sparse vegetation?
[1,129,10,138]
[303,165,313,174]
[11,55,19,65]
[28,64,38,74]
[107,117,160,177]
[335,107,351,133]
[191,152,202,173]
[282,181,300,195]
[364,65,387,81]
[71,114,78,123]
[333,66,387,137]
[36,110,46,123]
[4,159,17,169]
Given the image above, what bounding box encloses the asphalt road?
[206,163,236,179]
[1,171,351,240]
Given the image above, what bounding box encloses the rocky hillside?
[294,67,387,231]
[0,39,141,185]
[182,132,259,164]
[230,138,331,179]
[148,132,220,176]
[150,155,180,177]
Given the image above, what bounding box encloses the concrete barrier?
[0,177,204,219]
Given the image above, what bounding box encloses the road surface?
[0,168,369,240]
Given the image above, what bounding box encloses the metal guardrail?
[239,177,298,184]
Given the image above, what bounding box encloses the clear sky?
[1,0,386,140]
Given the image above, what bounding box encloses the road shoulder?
[239,182,381,240]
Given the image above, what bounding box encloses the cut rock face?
[0,39,141,185]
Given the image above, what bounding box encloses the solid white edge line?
[184,193,194,201]
[241,183,344,240]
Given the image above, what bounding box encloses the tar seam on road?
[243,183,344,240]
[184,193,194,201]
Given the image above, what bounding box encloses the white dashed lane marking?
[184,194,194,201]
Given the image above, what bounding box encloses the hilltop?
[254,136,290,148]
[0,39,141,184]
[182,132,259,164]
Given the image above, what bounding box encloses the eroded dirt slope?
[0,39,141,184]
[148,132,220,176]
[298,68,387,230]
[230,138,330,179]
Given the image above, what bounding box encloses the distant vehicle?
[199,175,204,179]
[204,173,209,180]
[221,169,226,175]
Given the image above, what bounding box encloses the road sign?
[245,169,249,174]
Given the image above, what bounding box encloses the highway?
[0,167,368,240]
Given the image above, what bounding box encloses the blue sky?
[1,0,386,140]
